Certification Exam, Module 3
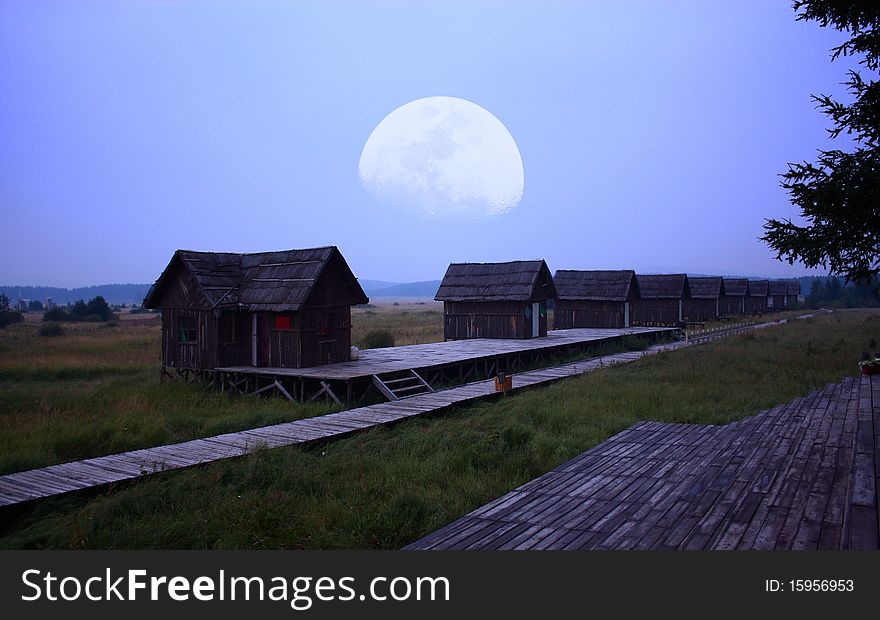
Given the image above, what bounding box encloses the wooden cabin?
[745,280,768,313]
[683,276,722,322]
[143,246,368,371]
[553,269,639,329]
[720,278,748,316]
[631,274,690,326]
[786,280,801,307]
[767,280,789,311]
[435,260,557,340]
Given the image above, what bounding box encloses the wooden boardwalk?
[0,313,823,509]
[0,349,660,507]
[406,373,879,550]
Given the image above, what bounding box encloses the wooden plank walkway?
[0,348,657,507]
[0,312,824,508]
[405,372,879,550]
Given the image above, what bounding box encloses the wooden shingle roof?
[635,274,690,299]
[768,280,789,296]
[722,278,748,296]
[144,246,368,311]
[553,270,637,302]
[748,280,769,296]
[435,260,557,302]
[688,276,723,299]
[786,280,801,296]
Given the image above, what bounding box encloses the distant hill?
[1,279,443,306]
[0,284,152,306]
[357,280,402,296]
[367,280,441,298]
[1,275,824,307]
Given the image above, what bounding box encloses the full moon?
[358,96,524,218]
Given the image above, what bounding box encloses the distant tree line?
[43,296,116,323]
[0,283,150,306]
[805,277,880,308]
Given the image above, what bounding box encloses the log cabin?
[143,246,368,371]
[745,280,768,313]
[683,276,722,322]
[767,280,789,311]
[786,280,801,307]
[435,260,557,340]
[720,278,748,316]
[631,274,690,326]
[553,269,639,329]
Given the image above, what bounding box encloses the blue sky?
[0,1,857,286]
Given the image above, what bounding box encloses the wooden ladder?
[371,369,434,401]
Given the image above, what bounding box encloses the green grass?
[0,307,441,473]
[351,306,443,347]
[0,309,877,549]
[0,318,338,475]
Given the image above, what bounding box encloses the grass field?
[351,300,443,346]
[0,305,442,476]
[0,308,877,549]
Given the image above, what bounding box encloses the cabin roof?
[787,280,801,295]
[635,274,689,299]
[722,278,749,296]
[748,280,769,296]
[688,276,723,299]
[768,280,789,296]
[435,260,557,302]
[144,246,368,311]
[553,269,637,302]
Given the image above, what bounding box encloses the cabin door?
[624,302,630,328]
[531,303,540,338]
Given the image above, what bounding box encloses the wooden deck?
[215,327,673,380]
[405,373,879,550]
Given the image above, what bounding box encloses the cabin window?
[178,316,197,343]
[274,315,292,331]
[318,313,335,338]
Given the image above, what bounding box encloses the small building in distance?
[631,274,690,326]
[745,280,768,313]
[143,246,368,371]
[553,269,639,329]
[767,280,789,311]
[435,260,557,340]
[786,280,801,307]
[683,276,722,322]
[720,278,748,316]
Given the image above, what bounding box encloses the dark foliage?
[38,322,65,337]
[805,275,880,307]
[762,1,880,285]
[0,310,24,328]
[0,295,24,327]
[359,329,395,349]
[28,300,43,311]
[42,296,116,322]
